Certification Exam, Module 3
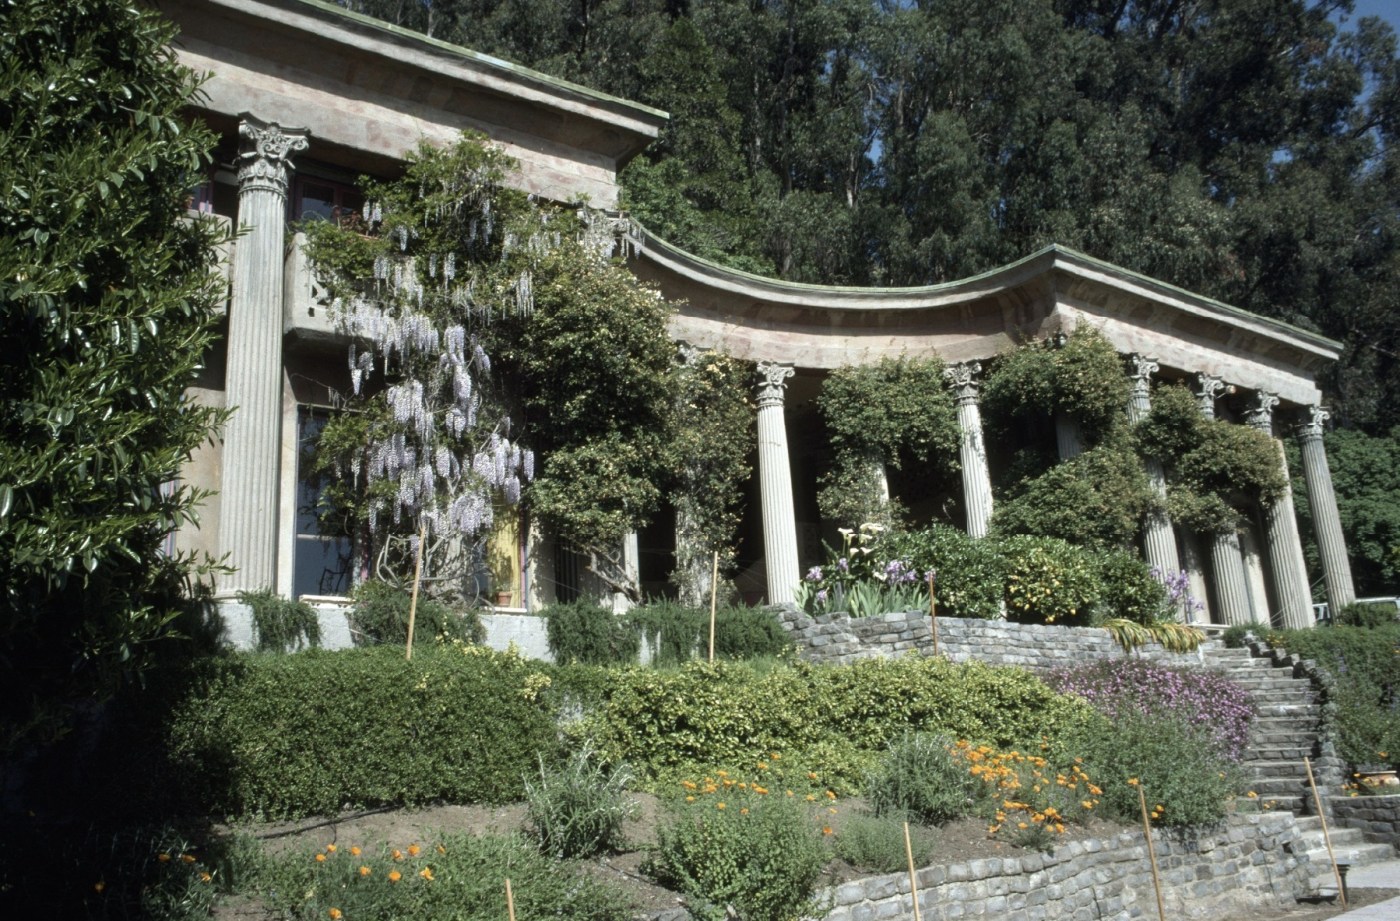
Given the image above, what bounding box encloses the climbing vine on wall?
[671,350,755,604]
[815,357,960,528]
[982,329,1131,443]
[1135,384,1286,534]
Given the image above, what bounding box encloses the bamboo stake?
[505,877,516,921]
[1305,756,1347,908]
[903,821,923,921]
[708,551,719,664]
[405,518,426,661]
[928,572,938,657]
[1137,786,1166,921]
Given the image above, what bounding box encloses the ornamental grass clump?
[523,744,637,858]
[1047,659,1254,762]
[866,731,980,824]
[651,771,831,921]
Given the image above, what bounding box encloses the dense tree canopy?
[341,0,1400,432]
[0,0,228,752]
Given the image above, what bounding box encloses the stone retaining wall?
[774,607,1210,673]
[822,812,1316,921]
[1331,794,1400,851]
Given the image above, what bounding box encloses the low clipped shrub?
[523,745,637,858]
[865,732,978,824]
[239,589,321,652]
[625,600,791,665]
[1089,552,1168,625]
[163,644,558,817]
[1070,709,1239,829]
[243,831,634,921]
[545,600,639,665]
[349,579,483,646]
[651,779,829,921]
[833,813,935,873]
[587,656,1096,792]
[1047,659,1254,762]
[1335,601,1400,629]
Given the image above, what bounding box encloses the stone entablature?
[167,0,665,208]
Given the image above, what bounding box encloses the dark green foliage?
[0,0,230,754]
[817,358,960,527]
[238,589,321,653]
[984,330,1130,445]
[162,646,560,817]
[865,732,979,825]
[1000,536,1102,625]
[1336,601,1399,629]
[545,601,639,666]
[1091,552,1170,626]
[1298,429,1400,596]
[1257,625,1400,769]
[349,579,483,646]
[883,524,1005,620]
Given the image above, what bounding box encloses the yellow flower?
[359,866,372,877]
[408,844,421,857]
[685,795,695,803]
[181,854,197,864]
[1246,791,1258,799]
[1126,778,1139,787]
[436,845,446,855]
[419,867,434,881]
[740,808,749,815]
[826,790,837,800]
[807,772,818,781]
[329,910,343,920]
[822,826,833,836]
[157,853,171,863]
[716,802,726,810]
[350,846,361,857]
[1081,801,1094,810]
[388,870,402,883]
[315,854,327,863]
[391,849,403,861]
[326,844,337,853]
[94,881,105,893]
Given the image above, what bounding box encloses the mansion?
[166,0,1355,629]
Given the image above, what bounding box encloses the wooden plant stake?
[406,518,426,661]
[708,551,719,663]
[903,821,923,921]
[505,877,516,921]
[1305,756,1347,908]
[1137,786,1166,921]
[927,572,938,656]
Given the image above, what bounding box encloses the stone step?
[1243,744,1317,760]
[1245,777,1312,796]
[1301,839,1395,867]
[1242,758,1319,774]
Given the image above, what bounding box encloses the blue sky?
[1343,1,1400,36]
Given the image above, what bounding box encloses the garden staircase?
[1200,642,1395,871]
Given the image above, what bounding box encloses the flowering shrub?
[953,741,1100,850]
[866,732,981,824]
[796,522,931,616]
[1047,659,1254,762]
[651,772,831,921]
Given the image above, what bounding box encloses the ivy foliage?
[984,330,1150,548]
[671,351,755,604]
[0,0,230,753]
[816,357,959,528]
[1136,384,1287,533]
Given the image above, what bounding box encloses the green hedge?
[586,657,1095,792]
[162,646,558,818]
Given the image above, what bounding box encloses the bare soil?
[214,799,1396,920]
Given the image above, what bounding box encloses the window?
[294,407,353,598]
[293,175,365,226]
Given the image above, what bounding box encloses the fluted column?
[1126,355,1182,577]
[945,362,994,538]
[1196,373,1253,624]
[217,116,308,595]
[1298,406,1356,614]
[756,362,800,605]
[1180,532,1212,624]
[1246,392,1314,628]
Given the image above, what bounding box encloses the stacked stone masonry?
[1329,795,1400,850]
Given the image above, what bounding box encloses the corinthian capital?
[755,361,794,408]
[944,361,983,406]
[1195,373,1227,419]
[1297,405,1330,441]
[1244,391,1279,433]
[1127,354,1159,400]
[237,114,309,197]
